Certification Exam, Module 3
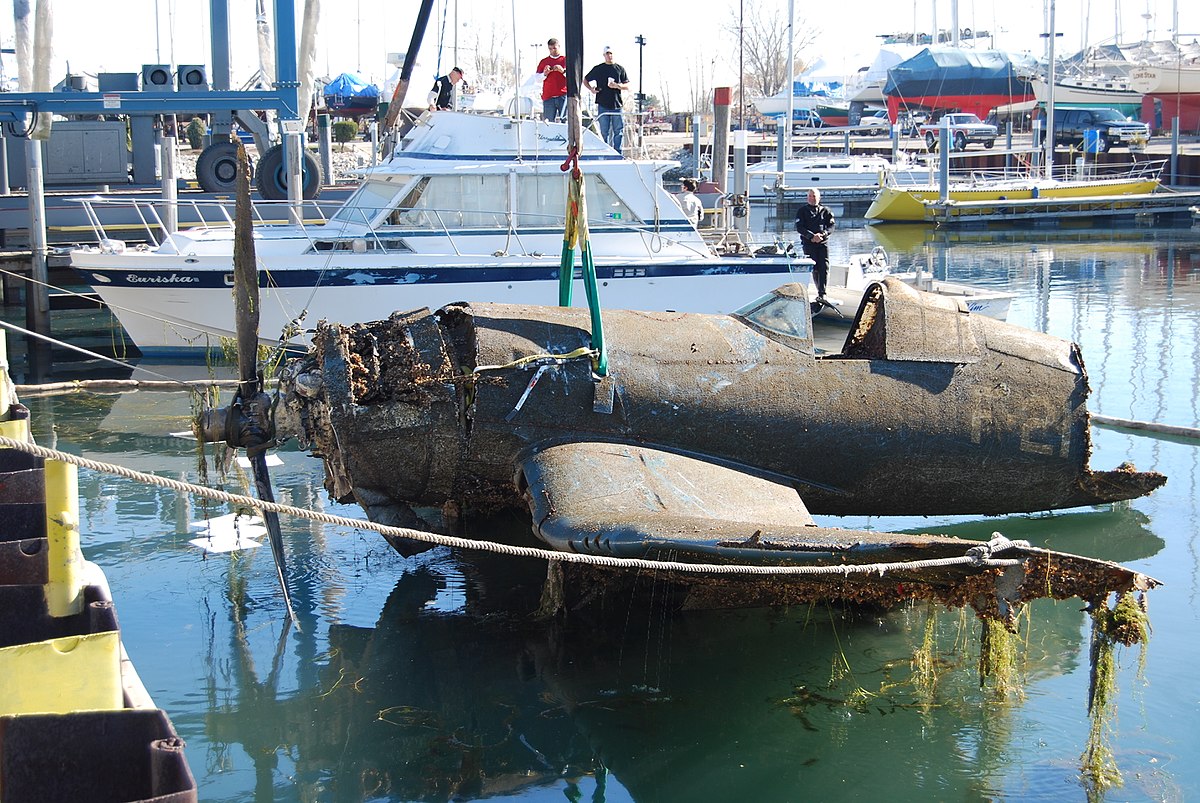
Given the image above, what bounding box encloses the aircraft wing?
[518,442,1157,609]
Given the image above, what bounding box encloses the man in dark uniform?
[429,67,465,111]
[795,187,836,304]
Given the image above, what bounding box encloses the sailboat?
[866,3,1165,225]
[1027,72,1143,116]
[883,46,1038,121]
[751,57,862,126]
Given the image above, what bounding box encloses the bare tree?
[685,53,717,115]
[658,75,672,114]
[471,23,514,86]
[725,0,819,99]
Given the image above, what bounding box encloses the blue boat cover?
[323,73,380,108]
[884,48,1034,97]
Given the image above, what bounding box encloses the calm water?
[13,219,1200,801]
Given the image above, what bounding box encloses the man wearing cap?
[585,46,630,152]
[537,39,568,121]
[429,67,465,111]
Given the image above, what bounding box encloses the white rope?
[0,434,1030,578]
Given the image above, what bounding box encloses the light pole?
[635,34,646,135]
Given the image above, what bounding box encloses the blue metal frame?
[0,0,300,123]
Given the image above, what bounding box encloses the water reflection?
[192,519,1165,802]
[12,219,1200,800]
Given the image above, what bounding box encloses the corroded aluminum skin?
[277,279,1164,519]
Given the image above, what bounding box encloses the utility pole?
[635,35,646,149]
[634,35,646,117]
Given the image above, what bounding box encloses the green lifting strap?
[559,158,608,376]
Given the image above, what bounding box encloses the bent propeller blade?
[233,143,297,625]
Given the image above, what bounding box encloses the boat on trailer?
[69,111,807,357]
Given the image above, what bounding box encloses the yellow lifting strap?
[557,147,608,375]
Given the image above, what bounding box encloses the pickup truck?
[919,113,998,151]
[1044,107,1149,152]
[854,110,892,135]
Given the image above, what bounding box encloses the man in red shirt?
[537,38,567,121]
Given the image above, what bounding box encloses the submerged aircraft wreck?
[274,278,1164,617]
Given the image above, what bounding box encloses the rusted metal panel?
[520,442,1153,609]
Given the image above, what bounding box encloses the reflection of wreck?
[277,279,1164,612]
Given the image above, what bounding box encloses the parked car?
[1042,107,1149,152]
[919,113,998,151]
[855,109,891,135]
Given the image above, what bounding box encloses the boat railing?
[889,157,1168,187]
[73,197,719,261]
[322,204,720,260]
[71,196,342,250]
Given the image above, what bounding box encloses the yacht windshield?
[330,179,406,225]
[513,173,640,228]
[365,173,642,231]
[732,284,812,352]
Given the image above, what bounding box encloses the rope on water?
[0,434,1029,578]
[14,378,258,397]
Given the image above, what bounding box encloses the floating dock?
[0,331,197,802]
[909,190,1200,225]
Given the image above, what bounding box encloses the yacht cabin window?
[330,179,408,226]
[369,173,642,230]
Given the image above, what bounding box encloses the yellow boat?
[865,175,1162,222]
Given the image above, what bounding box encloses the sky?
[10,0,1200,109]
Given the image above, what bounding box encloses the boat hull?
[1030,77,1142,117]
[865,178,1162,222]
[812,254,1014,322]
[74,256,809,356]
[745,156,926,196]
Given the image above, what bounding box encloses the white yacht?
[745,154,930,197]
[71,111,808,357]
[813,249,1014,323]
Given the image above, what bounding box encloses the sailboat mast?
[1044,0,1057,178]
[785,0,794,154]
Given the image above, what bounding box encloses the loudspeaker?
[141,64,172,90]
[176,65,209,92]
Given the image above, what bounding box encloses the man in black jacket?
[429,67,465,111]
[584,46,630,152]
[795,188,835,302]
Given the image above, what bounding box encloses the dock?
[0,331,197,802]
[908,189,1200,225]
